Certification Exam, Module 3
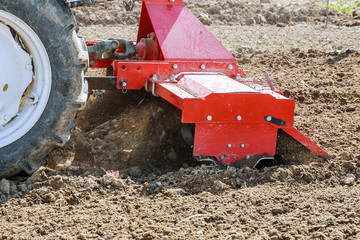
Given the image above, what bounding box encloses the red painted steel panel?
[178,74,258,98]
[182,93,295,125]
[137,0,184,5]
[137,3,155,43]
[154,83,187,109]
[283,127,330,158]
[194,123,277,164]
[154,74,295,125]
[114,62,246,90]
[144,4,236,61]
[168,62,246,78]
[115,61,170,89]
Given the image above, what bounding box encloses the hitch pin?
[119,77,128,94]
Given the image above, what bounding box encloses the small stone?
[167,148,177,161]
[9,183,17,195]
[101,174,114,186]
[343,175,356,186]
[84,178,99,189]
[198,13,212,26]
[245,18,255,26]
[112,178,125,188]
[254,14,267,24]
[17,184,28,192]
[54,198,67,206]
[346,173,356,179]
[78,233,86,240]
[89,14,97,22]
[68,166,80,171]
[101,174,125,188]
[213,180,229,192]
[0,179,10,195]
[1,209,8,216]
[302,173,314,183]
[243,167,252,174]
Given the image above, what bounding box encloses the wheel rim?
[0,10,51,148]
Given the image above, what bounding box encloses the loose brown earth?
[1,1,360,239]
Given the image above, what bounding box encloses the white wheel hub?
[0,10,51,148]
[0,24,32,125]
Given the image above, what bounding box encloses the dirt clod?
[0,179,10,195]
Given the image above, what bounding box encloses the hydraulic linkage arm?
[85,0,329,167]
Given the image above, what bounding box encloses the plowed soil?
[1,1,360,239]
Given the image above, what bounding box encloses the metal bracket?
[144,80,150,92]
[265,115,286,127]
[144,80,159,97]
[152,82,159,97]
[85,76,117,90]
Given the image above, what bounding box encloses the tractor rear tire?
[0,0,88,178]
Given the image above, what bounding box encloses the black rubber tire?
[0,0,88,178]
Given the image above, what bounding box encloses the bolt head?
[172,64,179,70]
[228,64,234,70]
[266,116,272,122]
[246,155,251,160]
[227,144,232,148]
[236,115,242,121]
[206,115,212,121]
[241,143,245,148]
[169,0,175,2]
[236,74,241,80]
[200,64,206,70]
[152,74,158,81]
[220,155,225,160]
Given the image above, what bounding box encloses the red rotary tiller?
[85,0,329,166]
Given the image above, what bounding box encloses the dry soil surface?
[1,1,360,239]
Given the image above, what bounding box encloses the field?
[1,0,360,239]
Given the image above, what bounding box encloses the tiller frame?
[85,0,329,166]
